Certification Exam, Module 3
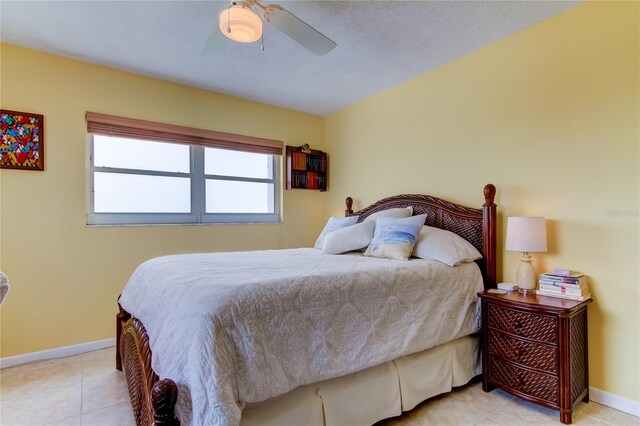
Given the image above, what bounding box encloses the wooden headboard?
[345,184,497,289]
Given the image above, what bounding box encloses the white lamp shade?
[505,217,547,253]
[219,5,263,43]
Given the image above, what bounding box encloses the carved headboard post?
[482,184,497,288]
[345,197,354,216]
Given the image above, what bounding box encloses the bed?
[116,183,497,426]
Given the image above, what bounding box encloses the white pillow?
[364,214,427,260]
[314,216,359,249]
[322,221,375,254]
[363,206,413,222]
[412,225,482,267]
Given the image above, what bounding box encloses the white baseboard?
[0,338,116,369]
[590,386,640,417]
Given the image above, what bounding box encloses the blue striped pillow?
[364,214,427,260]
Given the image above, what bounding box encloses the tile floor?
[0,346,638,426]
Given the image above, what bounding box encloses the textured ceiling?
[0,1,580,115]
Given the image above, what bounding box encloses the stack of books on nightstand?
[538,269,591,301]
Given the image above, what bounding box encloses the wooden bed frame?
[116,183,497,426]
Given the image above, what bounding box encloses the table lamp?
[505,217,547,294]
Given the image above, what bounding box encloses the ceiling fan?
[208,0,337,55]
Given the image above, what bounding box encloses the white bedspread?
[119,248,483,426]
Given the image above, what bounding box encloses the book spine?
[539,284,588,296]
[309,155,320,171]
[552,269,575,276]
[539,275,586,285]
[307,172,312,189]
[540,272,584,279]
[540,274,581,282]
[537,290,591,301]
[545,271,583,278]
[538,279,585,289]
[292,152,307,171]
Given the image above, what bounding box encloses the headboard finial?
[483,184,496,206]
[345,197,354,216]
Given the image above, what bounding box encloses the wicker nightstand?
[478,291,592,424]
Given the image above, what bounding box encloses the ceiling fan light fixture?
[219,4,263,43]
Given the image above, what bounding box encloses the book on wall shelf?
[286,145,327,191]
[538,270,591,302]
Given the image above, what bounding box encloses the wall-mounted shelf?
[286,145,327,191]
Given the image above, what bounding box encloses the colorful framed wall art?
[1,109,45,171]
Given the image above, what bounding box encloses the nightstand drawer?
[488,304,557,343]
[489,331,558,374]
[489,357,558,405]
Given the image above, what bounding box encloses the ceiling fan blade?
[263,4,336,56]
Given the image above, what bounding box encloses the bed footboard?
[117,301,179,426]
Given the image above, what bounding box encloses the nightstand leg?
[481,377,495,392]
[582,391,590,403]
[560,411,572,424]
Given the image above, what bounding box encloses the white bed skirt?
[241,335,481,426]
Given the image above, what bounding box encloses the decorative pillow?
[412,226,482,267]
[364,214,427,260]
[314,216,359,249]
[322,221,375,255]
[363,206,413,222]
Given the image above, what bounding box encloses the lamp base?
[515,252,538,293]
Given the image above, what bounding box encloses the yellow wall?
[0,43,327,357]
[325,2,639,401]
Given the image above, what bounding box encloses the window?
[86,113,282,225]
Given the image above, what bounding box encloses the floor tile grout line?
[585,414,615,425]
[483,393,515,418]
[468,403,488,418]
[580,401,639,425]
[42,414,81,426]
[81,369,130,415]
[81,400,131,417]
[474,413,503,426]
